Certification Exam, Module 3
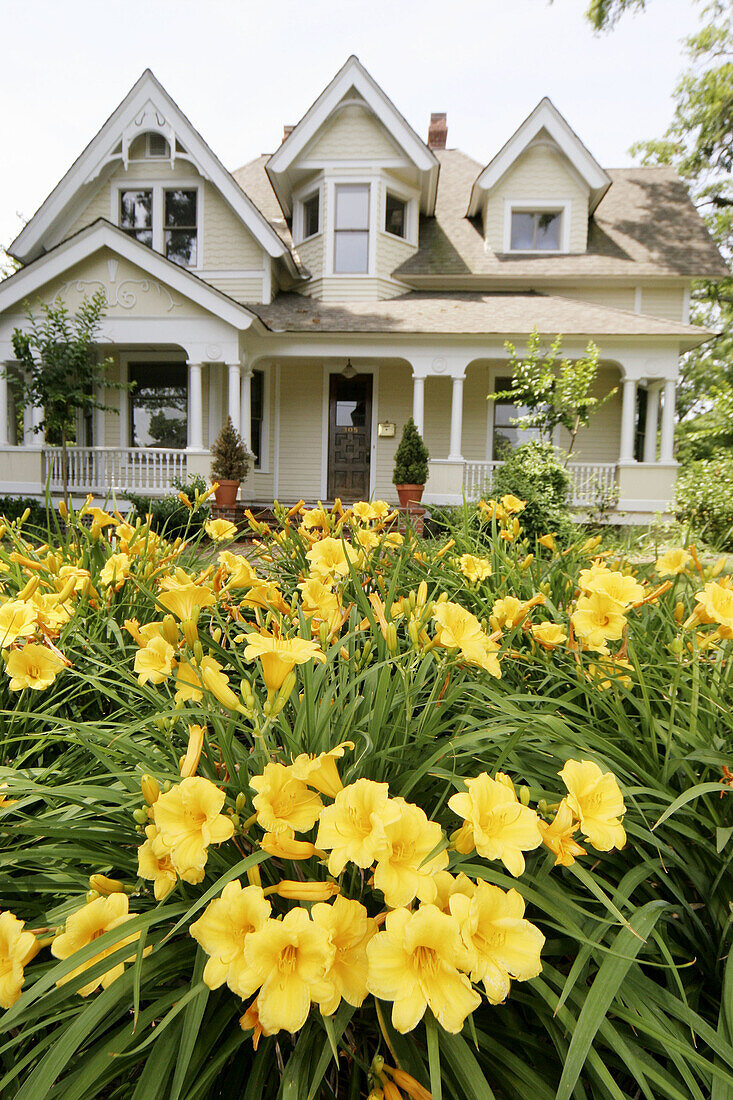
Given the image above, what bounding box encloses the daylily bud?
[235,792,248,814]
[416,580,428,608]
[519,785,531,806]
[211,627,222,644]
[387,1067,433,1100]
[273,879,339,901]
[371,1055,385,1076]
[382,1082,402,1100]
[202,665,242,711]
[240,679,255,709]
[162,615,179,646]
[674,601,685,624]
[141,774,160,805]
[276,671,297,706]
[20,507,30,524]
[408,619,420,649]
[193,640,205,665]
[247,864,262,887]
[385,623,398,655]
[183,617,199,648]
[89,874,125,896]
[17,575,40,601]
[86,889,100,903]
[58,500,68,521]
[669,637,684,656]
[133,807,150,825]
[319,620,330,651]
[180,724,205,778]
[261,833,317,860]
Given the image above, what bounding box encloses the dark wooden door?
[327,373,372,501]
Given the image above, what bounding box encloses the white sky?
[0,0,701,248]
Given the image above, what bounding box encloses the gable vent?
[427,112,447,150]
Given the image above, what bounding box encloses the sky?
[0,0,702,249]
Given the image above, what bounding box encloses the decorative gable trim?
[467,97,611,216]
[0,219,257,331]
[9,70,296,272]
[266,55,439,215]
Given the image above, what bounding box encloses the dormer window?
[385,192,407,238]
[303,192,320,239]
[334,184,370,273]
[118,187,198,266]
[508,206,564,252]
[120,190,153,246]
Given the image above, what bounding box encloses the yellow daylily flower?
[372,799,449,908]
[531,622,568,648]
[316,779,399,876]
[134,635,176,686]
[5,643,66,691]
[51,894,142,996]
[449,881,544,1003]
[656,548,691,577]
[205,518,238,542]
[432,870,477,914]
[0,600,37,648]
[0,911,40,1008]
[218,551,262,589]
[243,631,326,692]
[586,570,645,608]
[433,601,502,677]
[250,762,324,835]
[571,593,626,651]
[559,759,626,852]
[305,537,358,582]
[538,798,586,866]
[311,895,377,1014]
[190,881,271,996]
[290,741,354,798]
[458,554,492,584]
[238,907,334,1034]
[448,772,542,876]
[137,825,177,901]
[538,534,556,551]
[158,583,216,622]
[99,552,131,590]
[151,777,235,884]
[693,580,733,636]
[366,905,481,1034]
[500,494,525,514]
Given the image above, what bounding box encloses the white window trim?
[503,198,571,254]
[119,350,189,450]
[381,179,419,246]
[111,179,203,267]
[251,364,271,474]
[320,363,379,499]
[325,177,378,277]
[293,182,323,245]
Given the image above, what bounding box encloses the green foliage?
[125,475,211,538]
[492,330,611,457]
[581,0,647,31]
[491,441,576,541]
[0,496,58,532]
[392,416,430,485]
[210,416,250,483]
[676,454,733,547]
[0,507,732,1095]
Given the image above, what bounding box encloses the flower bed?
[0,494,731,1097]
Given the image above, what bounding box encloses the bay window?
[334,184,370,273]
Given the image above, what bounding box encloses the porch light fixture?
[342,359,357,379]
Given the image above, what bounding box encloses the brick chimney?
[427,112,447,150]
[282,124,294,142]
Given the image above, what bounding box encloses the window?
[120,190,153,247]
[492,375,540,460]
[334,184,370,273]
[302,192,320,239]
[510,210,561,251]
[251,369,265,469]
[385,192,407,238]
[129,362,188,448]
[165,189,197,267]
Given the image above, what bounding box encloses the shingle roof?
[231,149,728,282]
[246,290,714,343]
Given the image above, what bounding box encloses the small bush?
[0,496,59,532]
[393,417,430,485]
[211,416,250,482]
[125,474,211,538]
[676,455,733,547]
[492,441,575,542]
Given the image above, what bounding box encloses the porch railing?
[463,460,617,508]
[43,447,188,496]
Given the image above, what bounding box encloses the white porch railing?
[462,460,618,508]
[43,447,188,496]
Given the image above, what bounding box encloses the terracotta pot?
[395,483,425,508]
[213,480,240,508]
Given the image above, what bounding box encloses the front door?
[327,372,372,501]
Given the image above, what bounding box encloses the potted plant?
[210,416,250,507]
[392,417,430,507]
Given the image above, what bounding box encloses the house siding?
[544,285,637,312]
[374,361,413,498]
[304,105,400,160]
[483,144,590,253]
[640,287,685,322]
[276,362,326,500]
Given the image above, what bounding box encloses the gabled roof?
[0,219,257,330]
[467,98,611,217]
[247,290,715,349]
[266,55,439,215]
[9,70,297,274]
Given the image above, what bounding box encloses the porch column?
[187,362,204,450]
[643,383,660,463]
[412,375,425,435]
[227,363,241,432]
[240,366,253,452]
[660,379,676,463]
[619,377,637,463]
[0,369,8,447]
[448,376,464,461]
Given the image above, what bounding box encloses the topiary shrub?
[392,417,430,485]
[676,455,733,548]
[492,441,575,543]
[211,416,250,482]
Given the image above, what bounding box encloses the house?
[0,56,726,517]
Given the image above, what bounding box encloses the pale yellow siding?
[103,355,122,447]
[68,184,113,235]
[545,285,637,312]
[483,143,589,253]
[640,287,685,322]
[423,376,452,458]
[297,233,324,277]
[462,364,492,461]
[204,276,264,303]
[202,182,264,269]
[276,363,325,500]
[374,362,413,499]
[302,277,407,301]
[377,230,415,282]
[305,105,400,160]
